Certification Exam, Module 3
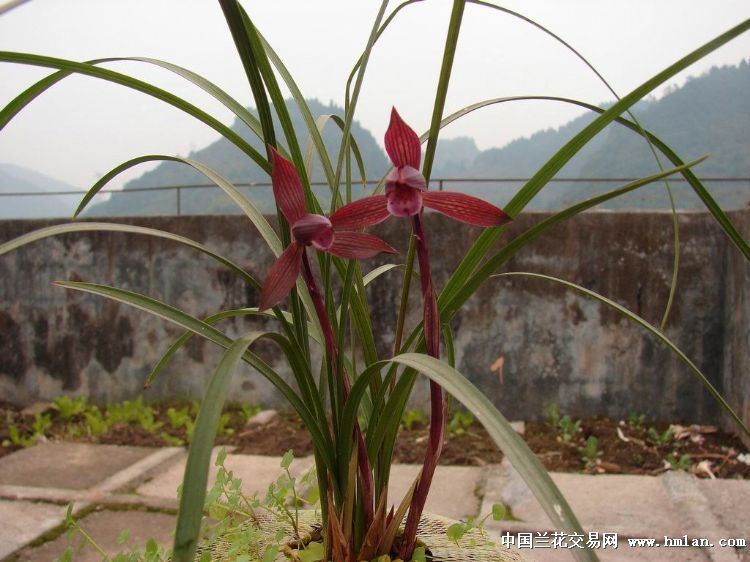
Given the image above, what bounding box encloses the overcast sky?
[0,0,748,190]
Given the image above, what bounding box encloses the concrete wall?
[0,211,748,435]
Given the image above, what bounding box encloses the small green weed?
[647,427,674,446]
[446,503,506,546]
[106,396,163,433]
[238,403,262,424]
[83,408,109,437]
[580,436,599,468]
[447,410,474,436]
[56,504,167,562]
[3,412,53,448]
[666,452,692,471]
[558,415,581,443]
[545,403,561,426]
[52,396,89,420]
[3,424,35,448]
[627,412,646,428]
[400,408,428,430]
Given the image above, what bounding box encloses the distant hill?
[555,61,750,209]
[86,99,390,216]
[74,61,750,215]
[0,163,83,219]
[432,62,750,210]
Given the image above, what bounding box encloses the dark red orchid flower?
[259,148,396,311]
[330,108,512,229]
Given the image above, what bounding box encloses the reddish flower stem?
[301,251,375,526]
[400,214,447,560]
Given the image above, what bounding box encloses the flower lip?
[386,183,423,218]
[292,213,335,250]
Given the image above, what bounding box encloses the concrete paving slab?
[387,464,483,520]
[0,443,153,490]
[136,451,314,501]
[0,499,69,560]
[524,545,710,561]
[697,477,750,539]
[481,460,686,538]
[16,508,175,562]
[661,472,743,562]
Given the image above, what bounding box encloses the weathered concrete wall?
[722,211,750,443]
[0,211,747,435]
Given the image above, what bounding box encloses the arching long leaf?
[53,280,335,471]
[443,18,750,307]
[0,223,256,291]
[69,154,323,342]
[339,354,597,562]
[495,273,750,439]
[143,308,319,389]
[303,114,368,201]
[0,51,269,173]
[0,56,263,142]
[172,331,264,562]
[443,156,710,320]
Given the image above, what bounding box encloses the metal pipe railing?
[1,177,748,217]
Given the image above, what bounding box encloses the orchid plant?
[1,1,750,561]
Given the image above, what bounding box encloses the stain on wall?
[0,211,747,444]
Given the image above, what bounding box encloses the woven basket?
[196,510,533,561]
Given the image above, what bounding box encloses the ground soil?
[2,401,748,479]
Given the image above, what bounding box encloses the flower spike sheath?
[258,147,394,527]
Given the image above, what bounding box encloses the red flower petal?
[384,108,421,169]
[423,283,441,357]
[327,231,397,259]
[270,147,306,224]
[329,195,390,230]
[422,191,512,227]
[258,242,304,311]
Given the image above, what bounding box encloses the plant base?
[196,510,533,561]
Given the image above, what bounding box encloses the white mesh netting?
[195,510,533,561]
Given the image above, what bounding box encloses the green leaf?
[496,272,750,439]
[53,280,335,472]
[491,503,506,521]
[172,332,264,561]
[443,156,708,321]
[446,522,468,545]
[333,1,389,195]
[116,529,130,545]
[440,16,750,306]
[306,114,367,200]
[0,56,263,142]
[389,353,597,562]
[257,31,335,191]
[262,545,279,562]
[72,155,281,254]
[0,221,260,290]
[298,541,324,562]
[281,449,294,470]
[0,51,269,173]
[215,448,227,467]
[144,307,318,389]
[422,0,465,183]
[339,353,594,559]
[219,0,276,150]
